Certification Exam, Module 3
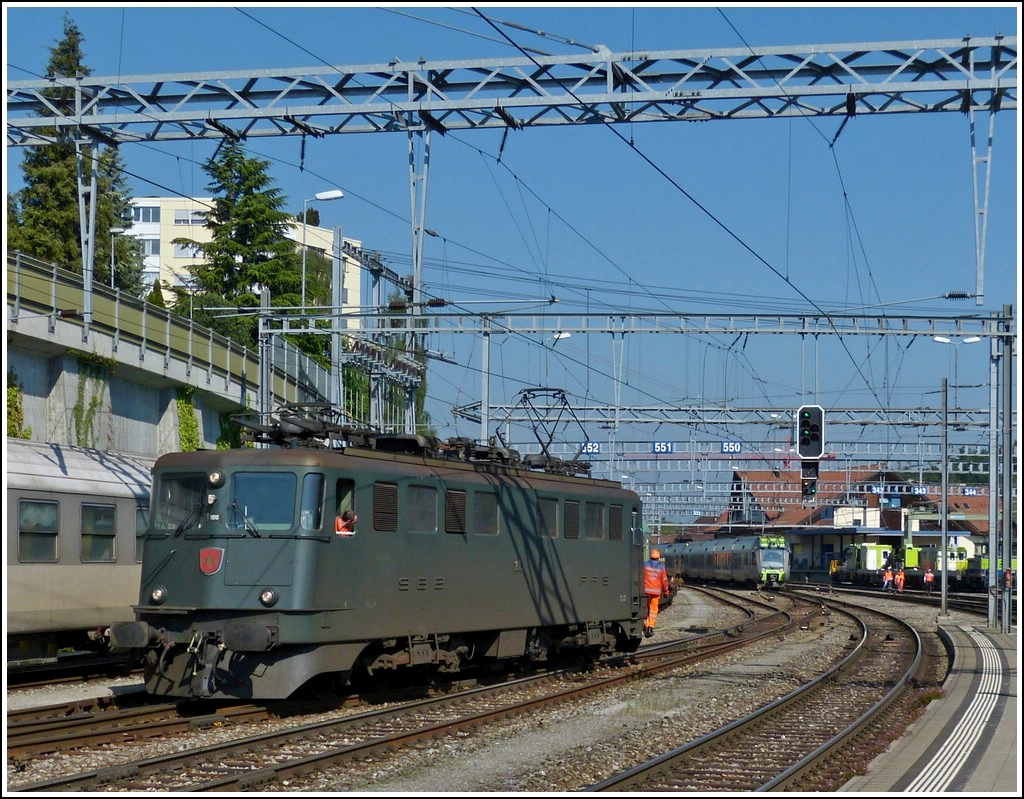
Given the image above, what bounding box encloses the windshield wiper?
[231,501,262,538]
[174,497,206,538]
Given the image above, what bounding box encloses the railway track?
[8,590,826,792]
[587,600,927,791]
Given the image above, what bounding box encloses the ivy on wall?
[177,385,201,452]
[6,371,33,439]
[70,352,115,448]
[217,410,243,450]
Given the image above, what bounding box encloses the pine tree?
[8,13,144,294]
[174,141,301,348]
[147,278,167,308]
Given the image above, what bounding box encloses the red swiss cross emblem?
[199,547,225,575]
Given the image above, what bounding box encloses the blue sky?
[4,4,1020,481]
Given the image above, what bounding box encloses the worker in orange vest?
[643,549,671,638]
[923,567,935,594]
[894,568,906,593]
[882,566,893,592]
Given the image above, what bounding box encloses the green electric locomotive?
[111,404,647,700]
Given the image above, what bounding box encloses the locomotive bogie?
[113,443,646,699]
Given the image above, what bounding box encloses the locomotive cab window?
[18,499,59,562]
[299,473,325,531]
[154,472,208,531]
[228,472,296,531]
[81,503,117,562]
[336,478,355,518]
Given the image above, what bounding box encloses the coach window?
[584,502,604,540]
[18,499,59,562]
[82,503,117,562]
[299,473,325,531]
[537,497,558,538]
[135,506,150,562]
[564,500,580,540]
[473,490,499,535]
[445,489,467,534]
[408,485,438,533]
[373,482,399,532]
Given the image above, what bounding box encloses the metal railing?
[6,251,330,408]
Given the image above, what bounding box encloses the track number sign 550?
[721,441,743,454]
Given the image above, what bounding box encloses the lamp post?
[109,227,126,288]
[933,335,981,407]
[301,189,344,309]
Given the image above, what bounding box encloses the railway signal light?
[797,405,825,459]
[801,460,819,499]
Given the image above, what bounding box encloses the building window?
[132,206,160,224]
[174,209,207,225]
[173,242,202,259]
[141,238,160,256]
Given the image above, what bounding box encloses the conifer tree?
[173,141,301,348]
[8,13,145,295]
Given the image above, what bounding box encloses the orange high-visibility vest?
[644,561,670,596]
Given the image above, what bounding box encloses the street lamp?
[301,189,344,309]
[109,227,126,288]
[933,335,981,407]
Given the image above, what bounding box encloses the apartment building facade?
[128,196,360,312]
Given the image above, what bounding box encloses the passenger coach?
[7,439,152,665]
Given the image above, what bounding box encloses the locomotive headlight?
[208,470,225,487]
[150,586,168,605]
[259,588,279,607]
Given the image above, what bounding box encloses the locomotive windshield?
[760,549,787,568]
[227,472,297,532]
[153,472,208,532]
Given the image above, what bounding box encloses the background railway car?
[6,439,153,665]
[111,407,647,700]
[907,544,968,589]
[661,535,790,588]
[832,542,967,589]
[962,554,1017,591]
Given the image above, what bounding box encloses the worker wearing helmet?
[643,549,671,638]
